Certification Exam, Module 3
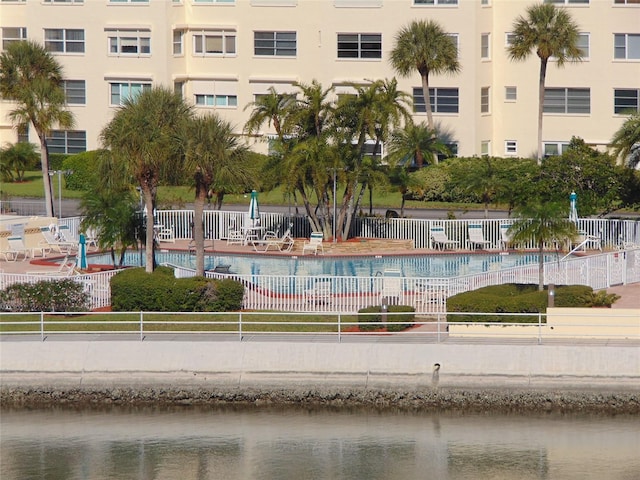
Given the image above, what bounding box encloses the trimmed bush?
[62,150,102,191]
[446,284,598,323]
[110,267,244,312]
[0,279,89,312]
[358,305,415,332]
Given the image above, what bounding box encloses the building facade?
[1,0,639,159]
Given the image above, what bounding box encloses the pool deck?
[1,238,637,309]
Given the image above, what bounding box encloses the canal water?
[1,406,638,479]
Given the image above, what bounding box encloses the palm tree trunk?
[420,73,439,165]
[537,59,548,164]
[142,187,155,274]
[538,242,545,291]
[38,136,55,218]
[193,185,207,276]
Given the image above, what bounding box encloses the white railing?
[1,310,637,344]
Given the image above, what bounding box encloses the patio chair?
[499,224,513,250]
[305,278,332,305]
[156,224,176,243]
[39,225,78,254]
[302,232,324,255]
[380,269,403,305]
[0,244,18,262]
[7,236,31,261]
[252,223,295,252]
[29,255,79,276]
[468,223,492,250]
[430,226,460,251]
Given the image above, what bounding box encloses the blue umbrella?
[248,190,260,227]
[569,191,578,225]
[78,233,87,270]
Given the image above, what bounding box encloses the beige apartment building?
[1,0,639,159]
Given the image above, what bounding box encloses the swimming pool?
[90,251,557,278]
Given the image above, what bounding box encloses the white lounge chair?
[252,224,295,252]
[29,255,79,276]
[40,226,78,254]
[305,279,332,305]
[7,237,31,261]
[468,223,492,250]
[430,226,459,251]
[499,224,513,250]
[380,269,403,305]
[302,232,324,255]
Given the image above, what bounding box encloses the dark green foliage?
[62,150,101,190]
[358,305,415,332]
[447,283,598,323]
[0,279,89,312]
[48,153,68,170]
[110,267,244,312]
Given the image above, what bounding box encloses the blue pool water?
[90,251,556,278]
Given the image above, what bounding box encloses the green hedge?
[0,279,89,312]
[110,267,244,312]
[358,305,415,332]
[446,284,595,323]
[62,150,102,191]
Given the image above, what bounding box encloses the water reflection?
[1,406,638,480]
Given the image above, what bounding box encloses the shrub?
[48,153,69,171]
[446,284,600,323]
[110,267,244,312]
[358,305,415,332]
[62,150,102,191]
[588,290,620,308]
[0,279,89,312]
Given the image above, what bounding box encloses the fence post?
[437,312,441,343]
[140,311,144,341]
[338,313,341,343]
[538,313,542,345]
[239,312,242,341]
[40,311,44,342]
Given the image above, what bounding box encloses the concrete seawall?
[2,341,639,390]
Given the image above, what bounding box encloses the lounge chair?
[430,226,459,251]
[305,278,332,305]
[7,237,31,261]
[252,224,295,252]
[29,255,79,276]
[156,224,175,243]
[39,225,78,254]
[499,224,513,250]
[380,269,403,305]
[468,223,492,250]
[302,232,324,255]
[0,244,18,262]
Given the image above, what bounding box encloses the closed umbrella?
[569,191,578,225]
[248,190,260,227]
[78,233,87,270]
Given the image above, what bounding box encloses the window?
[62,80,85,104]
[173,30,183,55]
[17,125,29,144]
[614,34,640,59]
[505,32,516,46]
[44,29,84,53]
[437,142,457,162]
[544,0,588,3]
[44,0,84,3]
[614,0,640,4]
[109,0,148,3]
[543,88,590,114]
[543,142,569,157]
[481,141,490,156]
[193,30,236,56]
[2,27,27,49]
[414,0,458,5]
[47,130,86,154]
[107,29,151,55]
[481,87,490,113]
[254,31,296,56]
[481,0,489,4]
[505,86,517,101]
[481,33,490,59]
[195,94,237,107]
[194,0,234,3]
[174,81,184,98]
[413,87,459,114]
[337,33,382,59]
[110,81,151,105]
[614,89,640,114]
[505,140,517,155]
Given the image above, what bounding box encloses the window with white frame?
[543,142,570,157]
[109,81,152,106]
[414,0,458,5]
[505,86,517,101]
[505,32,516,47]
[43,0,84,3]
[481,141,490,156]
[2,27,27,50]
[448,33,459,57]
[251,82,297,104]
[437,142,457,162]
[17,125,29,144]
[505,140,517,155]
[413,87,459,114]
[363,140,383,160]
[481,0,489,4]
[481,33,490,59]
[44,29,84,53]
[192,80,238,108]
[107,29,151,56]
[174,81,184,98]
[194,0,234,3]
[46,130,86,154]
[544,0,588,4]
[614,0,640,4]
[544,88,590,114]
[62,80,85,104]
[193,30,236,56]
[614,34,640,59]
[109,0,148,3]
[254,31,296,56]
[173,30,183,55]
[337,33,382,59]
[481,87,490,113]
[576,33,590,58]
[614,89,640,114]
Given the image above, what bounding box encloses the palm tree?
[100,86,193,273]
[386,121,450,169]
[508,201,578,291]
[610,113,640,169]
[243,87,295,140]
[0,142,39,182]
[508,3,583,163]
[390,20,460,135]
[0,40,75,217]
[185,114,251,276]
